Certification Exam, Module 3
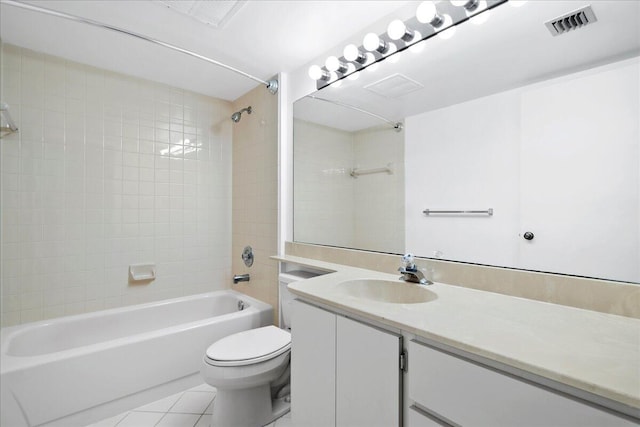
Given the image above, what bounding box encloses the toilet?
[201,271,315,426]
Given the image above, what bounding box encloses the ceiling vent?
[545,5,597,36]
[156,1,246,28]
[364,74,424,99]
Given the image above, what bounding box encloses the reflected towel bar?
[423,209,494,216]
[350,163,393,178]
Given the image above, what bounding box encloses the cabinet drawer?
[407,405,452,427]
[408,340,635,427]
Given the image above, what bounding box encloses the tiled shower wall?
[1,44,233,327]
[230,83,279,325]
[293,119,404,253]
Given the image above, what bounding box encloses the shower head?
[231,106,252,123]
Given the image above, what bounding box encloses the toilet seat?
[205,325,291,367]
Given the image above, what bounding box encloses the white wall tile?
[1,45,233,326]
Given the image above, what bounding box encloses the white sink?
[336,279,437,304]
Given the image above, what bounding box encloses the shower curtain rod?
[308,96,402,132]
[2,0,278,94]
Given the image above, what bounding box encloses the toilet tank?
[279,270,321,331]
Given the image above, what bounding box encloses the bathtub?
[0,290,272,427]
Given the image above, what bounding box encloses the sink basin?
[336,279,437,304]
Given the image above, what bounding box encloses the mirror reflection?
[293,0,640,283]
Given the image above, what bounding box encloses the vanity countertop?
[273,255,640,413]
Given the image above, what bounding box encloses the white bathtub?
[0,290,272,427]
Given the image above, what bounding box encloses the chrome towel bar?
[423,209,493,216]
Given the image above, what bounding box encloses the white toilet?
[201,272,313,426]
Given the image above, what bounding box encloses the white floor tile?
[116,411,164,427]
[135,393,183,413]
[85,411,129,427]
[155,413,201,427]
[188,383,216,393]
[170,391,215,414]
[274,412,293,427]
[204,399,214,415]
[194,414,211,427]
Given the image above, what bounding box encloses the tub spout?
[233,274,250,284]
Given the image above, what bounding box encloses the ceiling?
[294,0,640,132]
[0,0,409,101]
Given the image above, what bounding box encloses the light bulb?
[343,44,365,63]
[363,32,386,53]
[366,62,380,73]
[387,20,411,41]
[409,39,425,53]
[408,30,422,45]
[387,43,400,63]
[437,15,456,39]
[325,56,346,73]
[416,1,437,24]
[364,52,376,65]
[470,9,490,25]
[347,70,360,81]
[308,65,327,81]
[466,0,487,16]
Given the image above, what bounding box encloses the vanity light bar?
[308,0,508,89]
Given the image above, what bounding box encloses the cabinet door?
[409,340,636,427]
[291,300,336,427]
[336,316,402,427]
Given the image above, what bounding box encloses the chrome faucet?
[233,273,250,284]
[398,253,432,285]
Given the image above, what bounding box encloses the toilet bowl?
[201,325,291,427]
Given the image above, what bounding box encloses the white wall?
[405,58,639,283]
[1,44,233,326]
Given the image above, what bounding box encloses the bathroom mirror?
[293,0,640,283]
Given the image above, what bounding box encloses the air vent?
[364,74,424,99]
[545,5,597,36]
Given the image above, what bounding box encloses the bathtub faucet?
[233,274,250,284]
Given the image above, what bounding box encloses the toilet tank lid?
[205,325,291,364]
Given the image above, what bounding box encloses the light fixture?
[387,20,414,42]
[309,0,508,89]
[325,56,348,73]
[450,0,479,12]
[416,1,444,27]
[437,15,456,39]
[363,32,388,54]
[343,44,367,64]
[308,65,329,81]
[470,8,490,24]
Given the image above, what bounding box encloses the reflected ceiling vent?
[364,74,424,99]
[545,5,597,37]
[156,0,246,28]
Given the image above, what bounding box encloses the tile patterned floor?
[87,383,292,427]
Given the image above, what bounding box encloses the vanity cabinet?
[291,299,402,427]
[407,340,637,427]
